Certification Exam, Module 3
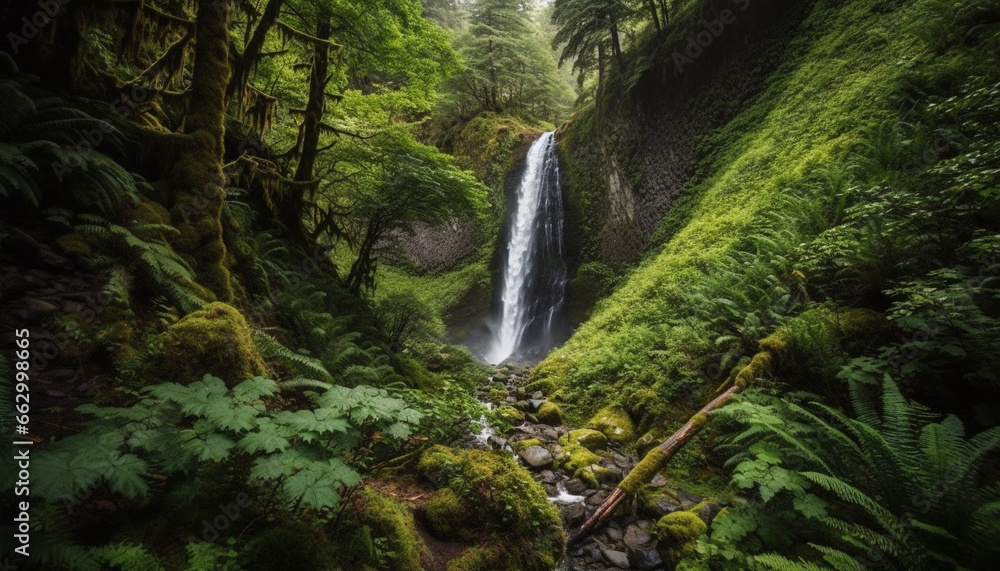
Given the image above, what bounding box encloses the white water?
[549,481,587,505]
[487,131,565,364]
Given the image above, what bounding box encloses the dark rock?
[539,470,557,484]
[623,524,653,549]
[541,426,559,441]
[628,546,664,570]
[527,398,546,412]
[649,473,669,487]
[518,445,553,469]
[544,484,558,496]
[647,495,682,518]
[676,488,703,508]
[699,502,723,525]
[565,478,588,495]
[586,490,609,506]
[561,503,587,527]
[23,298,59,322]
[605,527,623,543]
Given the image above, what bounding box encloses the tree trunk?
[567,349,776,546]
[168,0,233,301]
[610,22,623,66]
[227,0,284,102]
[647,0,662,31]
[279,18,331,241]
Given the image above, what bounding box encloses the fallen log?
[566,350,773,546]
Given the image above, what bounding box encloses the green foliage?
[34,376,421,512]
[0,53,141,218]
[417,445,565,569]
[706,379,1000,569]
[89,542,165,571]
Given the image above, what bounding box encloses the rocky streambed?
[459,367,725,571]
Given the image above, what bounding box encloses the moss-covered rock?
[655,510,708,569]
[239,524,336,570]
[558,428,608,452]
[536,401,563,425]
[420,488,468,540]
[512,438,542,452]
[496,406,525,424]
[554,442,602,474]
[586,405,635,444]
[524,378,557,396]
[347,487,426,571]
[575,465,619,488]
[417,445,564,570]
[54,232,92,257]
[151,302,266,387]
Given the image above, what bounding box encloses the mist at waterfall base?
[484,131,570,365]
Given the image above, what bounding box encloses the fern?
[253,330,333,383]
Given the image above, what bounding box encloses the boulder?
[558,428,609,452]
[536,402,563,426]
[601,548,630,569]
[518,445,554,469]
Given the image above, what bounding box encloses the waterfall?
[487,131,568,365]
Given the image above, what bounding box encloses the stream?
[459,367,720,571]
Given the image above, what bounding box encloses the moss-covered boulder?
[655,510,708,569]
[554,442,601,474]
[152,302,266,387]
[536,401,563,425]
[421,487,468,540]
[342,486,426,571]
[497,406,525,424]
[558,428,608,452]
[417,445,564,570]
[575,465,619,488]
[586,405,636,444]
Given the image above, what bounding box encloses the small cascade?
[487,131,569,364]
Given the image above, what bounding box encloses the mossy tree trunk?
[279,17,332,242]
[227,0,285,102]
[167,0,234,302]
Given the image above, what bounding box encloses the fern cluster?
[703,379,1000,570]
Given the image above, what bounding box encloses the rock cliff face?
[558,0,814,271]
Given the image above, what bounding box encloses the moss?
[575,465,619,488]
[734,351,774,390]
[447,545,505,571]
[349,487,425,571]
[132,198,171,225]
[416,446,564,570]
[240,524,336,571]
[524,378,557,396]
[655,511,708,569]
[535,401,563,425]
[689,412,709,429]
[487,387,507,404]
[555,442,601,474]
[636,427,667,456]
[54,232,92,257]
[620,448,668,494]
[586,405,635,444]
[512,438,541,452]
[151,302,266,387]
[558,428,608,452]
[496,406,525,424]
[419,488,468,540]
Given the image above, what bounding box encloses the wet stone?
[518,445,553,469]
[586,490,609,506]
[565,478,587,495]
[527,398,546,412]
[544,484,558,497]
[561,503,587,527]
[601,548,630,569]
[539,470,557,484]
[623,524,652,549]
[677,488,703,508]
[629,546,664,570]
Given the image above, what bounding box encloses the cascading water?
[487,131,568,364]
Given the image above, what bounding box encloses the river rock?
[629,546,664,570]
[646,495,682,518]
[586,490,609,506]
[623,524,652,549]
[565,478,587,495]
[518,445,553,469]
[601,548,630,569]
[527,398,546,412]
[699,501,723,525]
[560,503,587,527]
[538,470,557,484]
[676,488,703,508]
[605,527,623,543]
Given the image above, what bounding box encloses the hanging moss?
[149,302,266,387]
